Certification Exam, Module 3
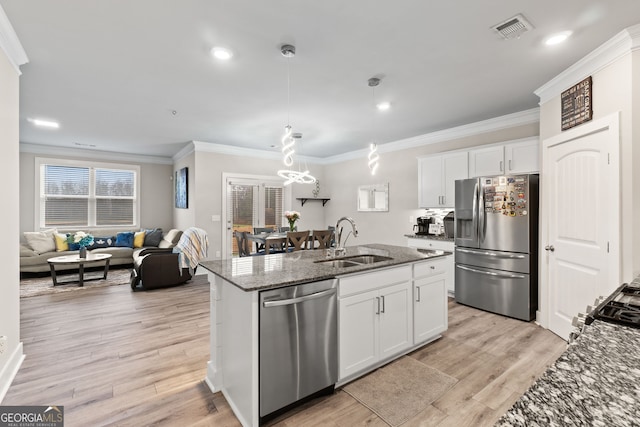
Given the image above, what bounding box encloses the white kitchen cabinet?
[468,145,505,177]
[407,238,455,295]
[338,266,413,381]
[418,151,468,208]
[413,273,447,345]
[338,289,379,377]
[378,283,413,360]
[504,138,539,174]
[339,281,412,380]
[468,138,539,177]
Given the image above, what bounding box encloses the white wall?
[189,148,327,259]
[19,150,174,235]
[539,53,635,280]
[0,24,24,401]
[323,123,539,247]
[173,152,196,231]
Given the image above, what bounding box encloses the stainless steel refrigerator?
[454,174,538,321]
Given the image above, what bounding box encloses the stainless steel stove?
[587,281,640,328]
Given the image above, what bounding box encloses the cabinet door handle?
[380,295,385,313]
[442,196,445,205]
[375,296,380,315]
[416,287,421,302]
[499,160,503,172]
[509,159,512,171]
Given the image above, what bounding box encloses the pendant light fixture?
[277,44,316,186]
[367,77,381,175]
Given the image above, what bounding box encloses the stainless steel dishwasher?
[259,279,338,421]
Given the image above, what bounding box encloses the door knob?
[544,245,555,252]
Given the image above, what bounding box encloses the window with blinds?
[39,160,139,228]
[264,186,283,230]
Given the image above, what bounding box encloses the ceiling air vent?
[492,14,534,40]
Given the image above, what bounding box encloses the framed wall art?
[561,76,592,131]
[175,167,188,209]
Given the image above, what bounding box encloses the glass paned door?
[225,179,284,257]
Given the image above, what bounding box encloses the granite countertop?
[496,319,640,426]
[200,244,451,292]
[405,234,455,242]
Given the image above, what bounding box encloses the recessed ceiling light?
[545,31,572,46]
[211,46,233,60]
[30,118,60,128]
[376,101,391,111]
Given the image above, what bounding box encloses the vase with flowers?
[67,231,94,258]
[284,210,301,232]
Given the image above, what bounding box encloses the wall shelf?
[296,197,330,207]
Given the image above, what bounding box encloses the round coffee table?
[47,253,113,287]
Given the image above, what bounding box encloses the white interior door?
[542,113,620,341]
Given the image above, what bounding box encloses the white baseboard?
[0,342,24,403]
[205,360,219,393]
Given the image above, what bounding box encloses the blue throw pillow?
[115,232,135,248]
[88,236,115,249]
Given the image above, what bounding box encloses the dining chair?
[279,226,295,232]
[234,231,251,257]
[287,231,309,251]
[253,227,274,253]
[312,229,333,249]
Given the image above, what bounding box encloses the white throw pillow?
[23,229,56,254]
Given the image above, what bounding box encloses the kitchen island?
[200,244,451,427]
[496,320,640,426]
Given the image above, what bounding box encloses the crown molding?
[188,140,324,164]
[182,108,539,166]
[20,143,173,165]
[0,5,28,74]
[172,142,196,162]
[535,23,640,104]
[321,107,540,164]
[22,106,540,167]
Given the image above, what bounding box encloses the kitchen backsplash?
[422,208,454,225]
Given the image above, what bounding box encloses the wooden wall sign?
[561,76,592,130]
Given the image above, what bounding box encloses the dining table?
[245,232,290,254]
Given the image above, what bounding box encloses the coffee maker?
[413,216,433,235]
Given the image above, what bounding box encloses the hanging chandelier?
[367,77,381,175]
[277,44,316,185]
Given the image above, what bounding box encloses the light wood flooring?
[5,269,567,426]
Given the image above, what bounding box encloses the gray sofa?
[20,227,183,274]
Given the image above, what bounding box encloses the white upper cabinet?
[468,145,505,177]
[468,138,539,177]
[504,138,539,174]
[418,151,468,208]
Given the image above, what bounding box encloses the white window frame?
[35,157,141,230]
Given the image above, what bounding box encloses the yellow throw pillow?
[54,233,69,251]
[134,231,146,248]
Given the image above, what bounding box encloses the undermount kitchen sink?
[319,259,361,268]
[346,255,392,264]
[315,254,393,268]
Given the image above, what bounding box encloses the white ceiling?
[2,1,640,159]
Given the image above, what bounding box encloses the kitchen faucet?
[334,217,358,256]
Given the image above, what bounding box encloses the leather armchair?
[130,248,193,291]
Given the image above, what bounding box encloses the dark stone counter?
[201,244,450,291]
[496,319,640,426]
[404,234,454,242]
